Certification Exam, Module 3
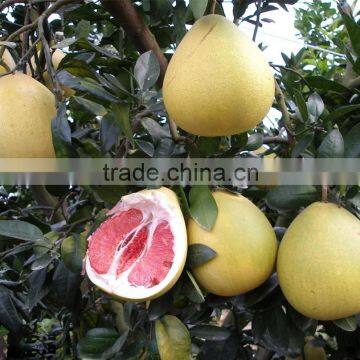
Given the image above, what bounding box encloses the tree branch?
[275,79,295,141]
[100,0,168,84]
[210,0,217,14]
[100,0,181,140]
[263,136,289,145]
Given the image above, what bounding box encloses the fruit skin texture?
[0,49,16,74]
[163,14,275,137]
[85,187,188,302]
[0,73,56,157]
[187,190,278,296]
[277,202,360,321]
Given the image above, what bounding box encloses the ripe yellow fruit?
[0,73,56,157]
[188,190,277,296]
[0,49,16,74]
[163,14,275,137]
[277,202,360,320]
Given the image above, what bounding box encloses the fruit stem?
[210,0,217,14]
[322,185,328,202]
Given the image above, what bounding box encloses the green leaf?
[61,234,87,273]
[266,186,320,212]
[305,76,348,92]
[189,186,218,231]
[134,50,160,91]
[100,114,121,153]
[52,261,81,309]
[135,140,154,157]
[344,122,360,158]
[58,71,119,102]
[0,220,43,241]
[155,315,191,360]
[111,103,133,145]
[294,89,309,122]
[185,270,205,303]
[75,20,91,39]
[341,13,360,56]
[141,118,171,143]
[0,286,23,334]
[291,132,314,158]
[334,315,357,332]
[190,325,231,341]
[307,92,324,122]
[189,0,208,19]
[26,268,47,311]
[317,129,344,158]
[52,103,77,157]
[74,97,107,116]
[325,104,360,122]
[102,330,129,359]
[77,328,119,360]
[187,243,217,268]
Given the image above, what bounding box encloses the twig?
[322,185,328,202]
[21,2,32,73]
[275,79,295,141]
[38,17,62,102]
[0,37,41,77]
[252,0,262,42]
[210,0,217,14]
[263,136,289,145]
[169,118,185,142]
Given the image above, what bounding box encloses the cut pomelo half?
[85,187,187,301]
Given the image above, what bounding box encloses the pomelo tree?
[0,0,360,358]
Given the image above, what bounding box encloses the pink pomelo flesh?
[88,208,175,288]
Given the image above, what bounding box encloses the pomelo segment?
[85,187,187,301]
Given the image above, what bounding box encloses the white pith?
[85,188,187,301]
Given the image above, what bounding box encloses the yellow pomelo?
[0,73,56,157]
[188,190,278,296]
[163,14,275,137]
[0,49,16,74]
[277,202,360,320]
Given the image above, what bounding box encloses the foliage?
[0,0,360,359]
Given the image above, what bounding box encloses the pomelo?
[0,73,56,157]
[163,14,275,137]
[85,187,187,301]
[277,202,360,320]
[187,190,277,296]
